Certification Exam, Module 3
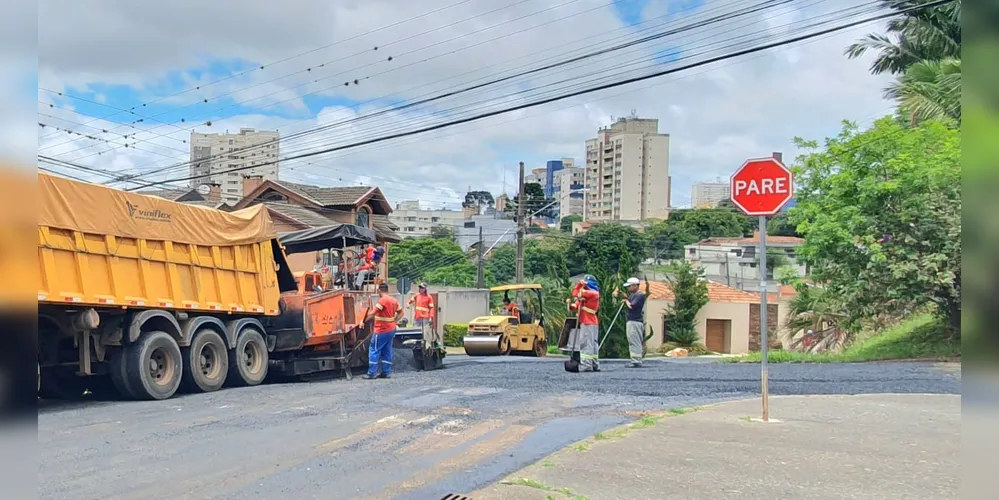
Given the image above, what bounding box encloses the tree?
[662,262,709,347]
[567,223,647,277]
[845,0,961,76]
[430,225,455,241]
[506,182,555,220]
[484,243,516,284]
[791,117,961,335]
[462,190,494,216]
[424,262,486,288]
[885,57,962,126]
[645,208,752,261]
[387,238,467,282]
[766,212,801,237]
[559,214,582,233]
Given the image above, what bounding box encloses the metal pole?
[515,161,525,284]
[476,225,485,288]
[759,215,770,422]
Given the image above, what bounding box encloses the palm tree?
[885,58,961,125]
[781,286,849,353]
[845,0,961,75]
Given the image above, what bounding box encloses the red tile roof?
[647,280,764,303]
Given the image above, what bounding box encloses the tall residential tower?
[584,115,670,221]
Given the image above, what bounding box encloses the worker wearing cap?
[364,282,403,379]
[569,274,601,372]
[407,283,435,330]
[614,277,647,367]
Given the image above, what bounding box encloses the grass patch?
[571,443,590,451]
[503,478,588,499]
[542,460,556,468]
[720,314,960,364]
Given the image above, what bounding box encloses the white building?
[389,200,467,238]
[553,166,585,218]
[691,181,730,208]
[189,128,280,202]
[684,232,807,291]
[454,215,517,251]
[584,115,670,221]
[525,167,547,191]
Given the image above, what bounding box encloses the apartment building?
[553,166,585,218]
[388,200,466,238]
[189,128,280,202]
[584,115,670,221]
[691,181,730,208]
[525,167,547,191]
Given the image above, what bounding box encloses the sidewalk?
[471,394,960,500]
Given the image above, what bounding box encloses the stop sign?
[729,157,794,216]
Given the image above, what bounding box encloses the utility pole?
[515,161,525,284]
[476,225,485,288]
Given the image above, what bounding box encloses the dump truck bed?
[37,173,287,314]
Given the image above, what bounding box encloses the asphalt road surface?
[38,356,960,500]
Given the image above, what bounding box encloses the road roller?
[462,284,547,357]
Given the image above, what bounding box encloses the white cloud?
[33,0,896,208]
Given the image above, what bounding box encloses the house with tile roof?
[642,279,793,354]
[136,184,232,210]
[229,176,403,276]
[683,231,807,291]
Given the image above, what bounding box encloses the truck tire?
[124,330,182,400]
[226,328,268,387]
[108,346,137,399]
[181,329,229,393]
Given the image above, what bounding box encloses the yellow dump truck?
[37,173,300,400]
[37,173,443,402]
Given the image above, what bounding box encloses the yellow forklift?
[462,284,547,357]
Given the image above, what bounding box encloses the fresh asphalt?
[37,356,960,499]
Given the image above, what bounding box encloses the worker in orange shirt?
[502,297,521,322]
[354,243,377,290]
[364,282,403,379]
[408,283,435,334]
[568,274,601,372]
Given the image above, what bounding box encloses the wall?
[748,303,781,351]
[403,287,489,325]
[645,299,752,354]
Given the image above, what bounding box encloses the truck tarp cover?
[39,172,276,246]
[279,224,377,254]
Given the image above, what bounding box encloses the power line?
[108,0,812,186]
[37,0,575,156]
[131,0,941,191]
[36,0,484,142]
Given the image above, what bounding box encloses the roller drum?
[462,335,504,356]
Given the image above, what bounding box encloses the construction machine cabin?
[37,173,442,401]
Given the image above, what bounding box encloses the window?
[355,206,371,228]
[464,221,475,228]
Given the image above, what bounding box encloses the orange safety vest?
[570,282,600,325]
[373,295,400,334]
[505,303,521,320]
[409,293,435,320]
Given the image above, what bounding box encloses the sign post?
[730,153,793,422]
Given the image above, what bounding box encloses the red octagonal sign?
[729,157,794,216]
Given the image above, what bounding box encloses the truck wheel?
[125,331,182,400]
[181,329,229,393]
[226,328,268,387]
[109,347,137,399]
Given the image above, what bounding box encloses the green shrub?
[442,324,468,347]
[667,326,700,347]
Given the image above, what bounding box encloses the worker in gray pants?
[614,277,647,367]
